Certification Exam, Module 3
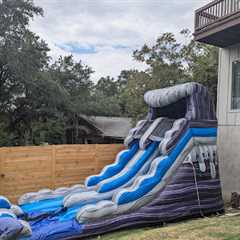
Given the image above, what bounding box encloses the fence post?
[94,144,98,174]
[0,148,2,194]
[0,148,7,196]
[51,145,56,190]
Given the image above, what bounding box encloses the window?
[231,60,240,109]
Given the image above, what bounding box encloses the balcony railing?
[195,0,240,31]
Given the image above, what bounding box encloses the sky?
[31,0,211,82]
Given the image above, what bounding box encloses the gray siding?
[217,44,240,201]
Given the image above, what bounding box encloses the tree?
[0,0,70,145]
[0,1,218,145]
[181,29,218,103]
[119,30,218,121]
[49,55,94,114]
[46,56,95,144]
[95,76,118,97]
[87,76,122,117]
[120,33,188,121]
[119,70,151,121]
[0,0,44,112]
[133,33,188,87]
[0,0,49,145]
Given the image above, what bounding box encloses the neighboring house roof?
[80,115,132,139]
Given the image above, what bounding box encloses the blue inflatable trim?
[0,197,11,209]
[22,219,82,240]
[86,142,139,187]
[117,127,217,204]
[98,141,159,193]
[21,197,63,214]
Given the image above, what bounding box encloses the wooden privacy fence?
[0,144,124,203]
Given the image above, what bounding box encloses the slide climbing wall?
[0,82,224,240]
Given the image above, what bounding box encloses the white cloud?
[30,0,211,82]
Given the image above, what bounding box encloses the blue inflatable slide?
[0,82,224,239]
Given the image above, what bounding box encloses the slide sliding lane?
[21,197,63,214]
[85,142,139,188]
[86,119,158,190]
[20,142,139,216]
[114,128,217,206]
[60,141,160,221]
[97,142,159,193]
[75,127,217,223]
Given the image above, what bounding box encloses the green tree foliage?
[120,31,218,121]
[0,0,51,145]
[95,76,118,97]
[88,76,122,116]
[31,118,65,145]
[0,0,218,146]
[0,0,45,112]
[119,70,150,120]
[0,0,95,145]
[49,55,94,114]
[133,33,188,86]
[181,29,218,103]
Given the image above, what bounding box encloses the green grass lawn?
[91,212,240,240]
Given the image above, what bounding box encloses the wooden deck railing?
[195,0,240,31]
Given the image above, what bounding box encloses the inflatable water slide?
[0,82,224,239]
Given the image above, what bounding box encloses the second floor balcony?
[194,0,240,48]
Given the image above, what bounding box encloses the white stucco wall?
[217,44,240,201]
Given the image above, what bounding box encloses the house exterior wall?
[217,44,240,201]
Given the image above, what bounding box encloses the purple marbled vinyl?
[78,159,224,239]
